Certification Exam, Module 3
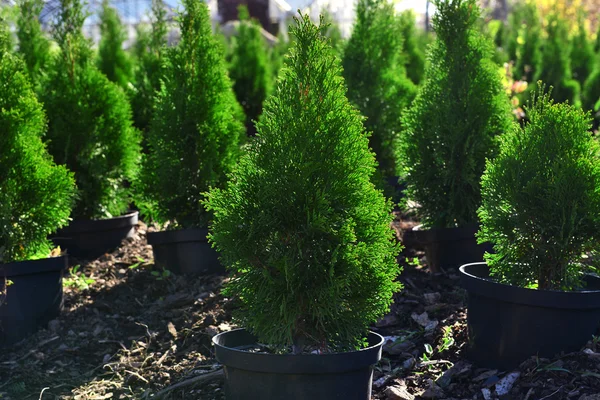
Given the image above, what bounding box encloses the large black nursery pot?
[0,255,67,347]
[408,224,491,272]
[147,228,224,275]
[51,211,139,259]
[213,329,384,400]
[460,262,600,370]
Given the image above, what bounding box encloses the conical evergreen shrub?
[398,9,426,85]
[536,12,580,105]
[343,0,417,180]
[136,0,243,229]
[16,0,50,86]
[399,0,512,229]
[478,86,600,291]
[582,61,600,118]
[229,5,272,136]
[512,1,542,82]
[570,12,595,87]
[42,0,141,219]
[97,0,134,89]
[0,24,75,263]
[130,0,167,134]
[205,14,401,352]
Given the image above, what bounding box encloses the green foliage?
[570,12,595,87]
[398,9,426,84]
[399,0,512,229]
[536,12,580,105]
[42,0,141,219]
[582,64,600,116]
[136,0,243,229]
[205,14,401,352]
[0,34,75,263]
[229,5,272,135]
[97,0,134,89]
[270,32,291,81]
[478,86,600,291]
[130,0,167,134]
[16,0,51,86]
[343,0,417,179]
[512,1,542,82]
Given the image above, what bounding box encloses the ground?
[1,215,600,400]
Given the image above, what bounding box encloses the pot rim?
[0,255,67,278]
[460,262,600,309]
[147,227,209,245]
[213,328,384,374]
[53,211,139,235]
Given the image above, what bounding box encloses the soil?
[1,214,599,400]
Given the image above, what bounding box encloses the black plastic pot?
[460,262,600,369]
[0,256,66,347]
[213,329,384,400]
[409,224,491,272]
[147,228,224,275]
[51,211,138,259]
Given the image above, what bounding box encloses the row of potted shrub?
[3,0,600,399]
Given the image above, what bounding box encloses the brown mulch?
[1,215,599,400]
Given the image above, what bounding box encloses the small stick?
[152,369,224,399]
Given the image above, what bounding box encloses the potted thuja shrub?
[399,0,512,271]
[43,0,141,259]
[342,0,416,200]
[206,15,401,400]
[461,86,600,369]
[136,0,244,275]
[0,27,76,346]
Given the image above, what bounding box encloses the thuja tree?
[136,0,243,228]
[399,9,426,85]
[513,1,542,82]
[478,86,600,291]
[0,26,75,263]
[570,12,595,87]
[229,6,272,136]
[536,12,579,105]
[582,61,600,117]
[97,0,134,89]
[343,0,417,179]
[16,0,50,86]
[399,0,512,229]
[42,0,140,219]
[205,15,401,352]
[130,0,167,134]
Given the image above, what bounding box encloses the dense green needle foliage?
[0,26,75,263]
[478,86,600,291]
[511,1,542,82]
[42,0,141,219]
[570,13,595,88]
[97,0,134,89]
[205,14,401,353]
[399,0,511,229]
[229,6,272,136]
[136,0,243,229]
[130,0,167,134]
[343,0,417,179]
[536,12,579,105]
[582,62,600,117]
[398,10,426,85]
[16,0,50,86]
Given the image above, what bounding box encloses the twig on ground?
[151,369,224,399]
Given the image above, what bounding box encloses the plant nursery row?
[2,0,600,399]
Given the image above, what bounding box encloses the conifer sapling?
[42,0,141,219]
[478,85,600,291]
[97,0,134,89]
[16,0,51,86]
[229,5,272,136]
[343,0,417,180]
[136,0,243,229]
[0,23,75,263]
[205,14,401,353]
[399,0,512,229]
